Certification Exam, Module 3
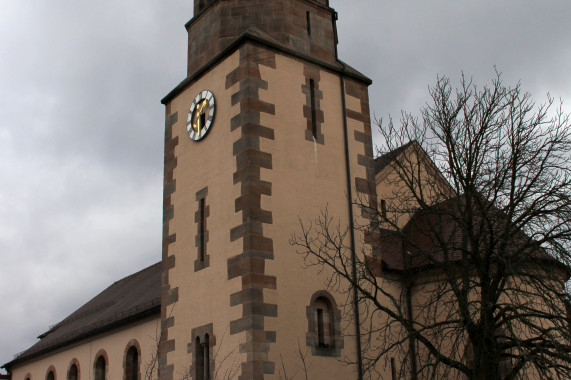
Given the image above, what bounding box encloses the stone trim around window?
[93,349,109,380]
[45,366,57,380]
[123,340,141,380]
[302,65,325,144]
[67,359,80,380]
[306,290,344,357]
[188,323,216,380]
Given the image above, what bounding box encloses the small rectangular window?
[310,79,317,139]
[306,11,311,36]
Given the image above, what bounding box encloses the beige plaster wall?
[164,49,245,378]
[375,143,452,229]
[358,276,410,379]
[260,54,359,379]
[10,317,160,380]
[163,41,377,378]
[407,268,568,379]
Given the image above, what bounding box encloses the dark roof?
[379,195,568,274]
[374,141,415,175]
[162,26,372,104]
[376,228,406,272]
[5,262,161,368]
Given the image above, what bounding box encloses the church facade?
[5,2,570,379]
[3,1,380,379]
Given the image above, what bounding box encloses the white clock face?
[187,90,215,141]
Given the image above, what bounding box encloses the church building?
[3,1,380,379]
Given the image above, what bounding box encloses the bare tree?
[292,72,571,380]
[278,340,312,380]
[144,308,240,380]
[145,306,174,380]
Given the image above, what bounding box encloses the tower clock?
[187,90,215,141]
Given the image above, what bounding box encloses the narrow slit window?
[391,358,397,380]
[203,334,210,380]
[195,337,204,380]
[194,187,209,271]
[317,308,325,347]
[310,79,317,139]
[199,198,205,262]
[306,11,311,35]
[381,199,387,219]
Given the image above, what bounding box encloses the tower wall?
[161,1,375,378]
[186,0,338,76]
[160,38,375,378]
[160,52,243,380]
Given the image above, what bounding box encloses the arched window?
[194,335,211,380]
[94,356,106,380]
[68,364,78,380]
[191,324,214,380]
[67,360,79,380]
[125,346,139,380]
[45,366,56,380]
[306,291,343,357]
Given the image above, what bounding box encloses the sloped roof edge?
[162,26,372,105]
[4,262,162,369]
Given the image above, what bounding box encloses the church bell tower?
[159,1,375,379]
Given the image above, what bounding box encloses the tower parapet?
[187,0,338,76]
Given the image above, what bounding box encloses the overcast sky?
[1,0,570,369]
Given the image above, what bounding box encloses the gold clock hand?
[195,101,206,134]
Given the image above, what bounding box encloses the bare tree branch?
[293,72,571,380]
